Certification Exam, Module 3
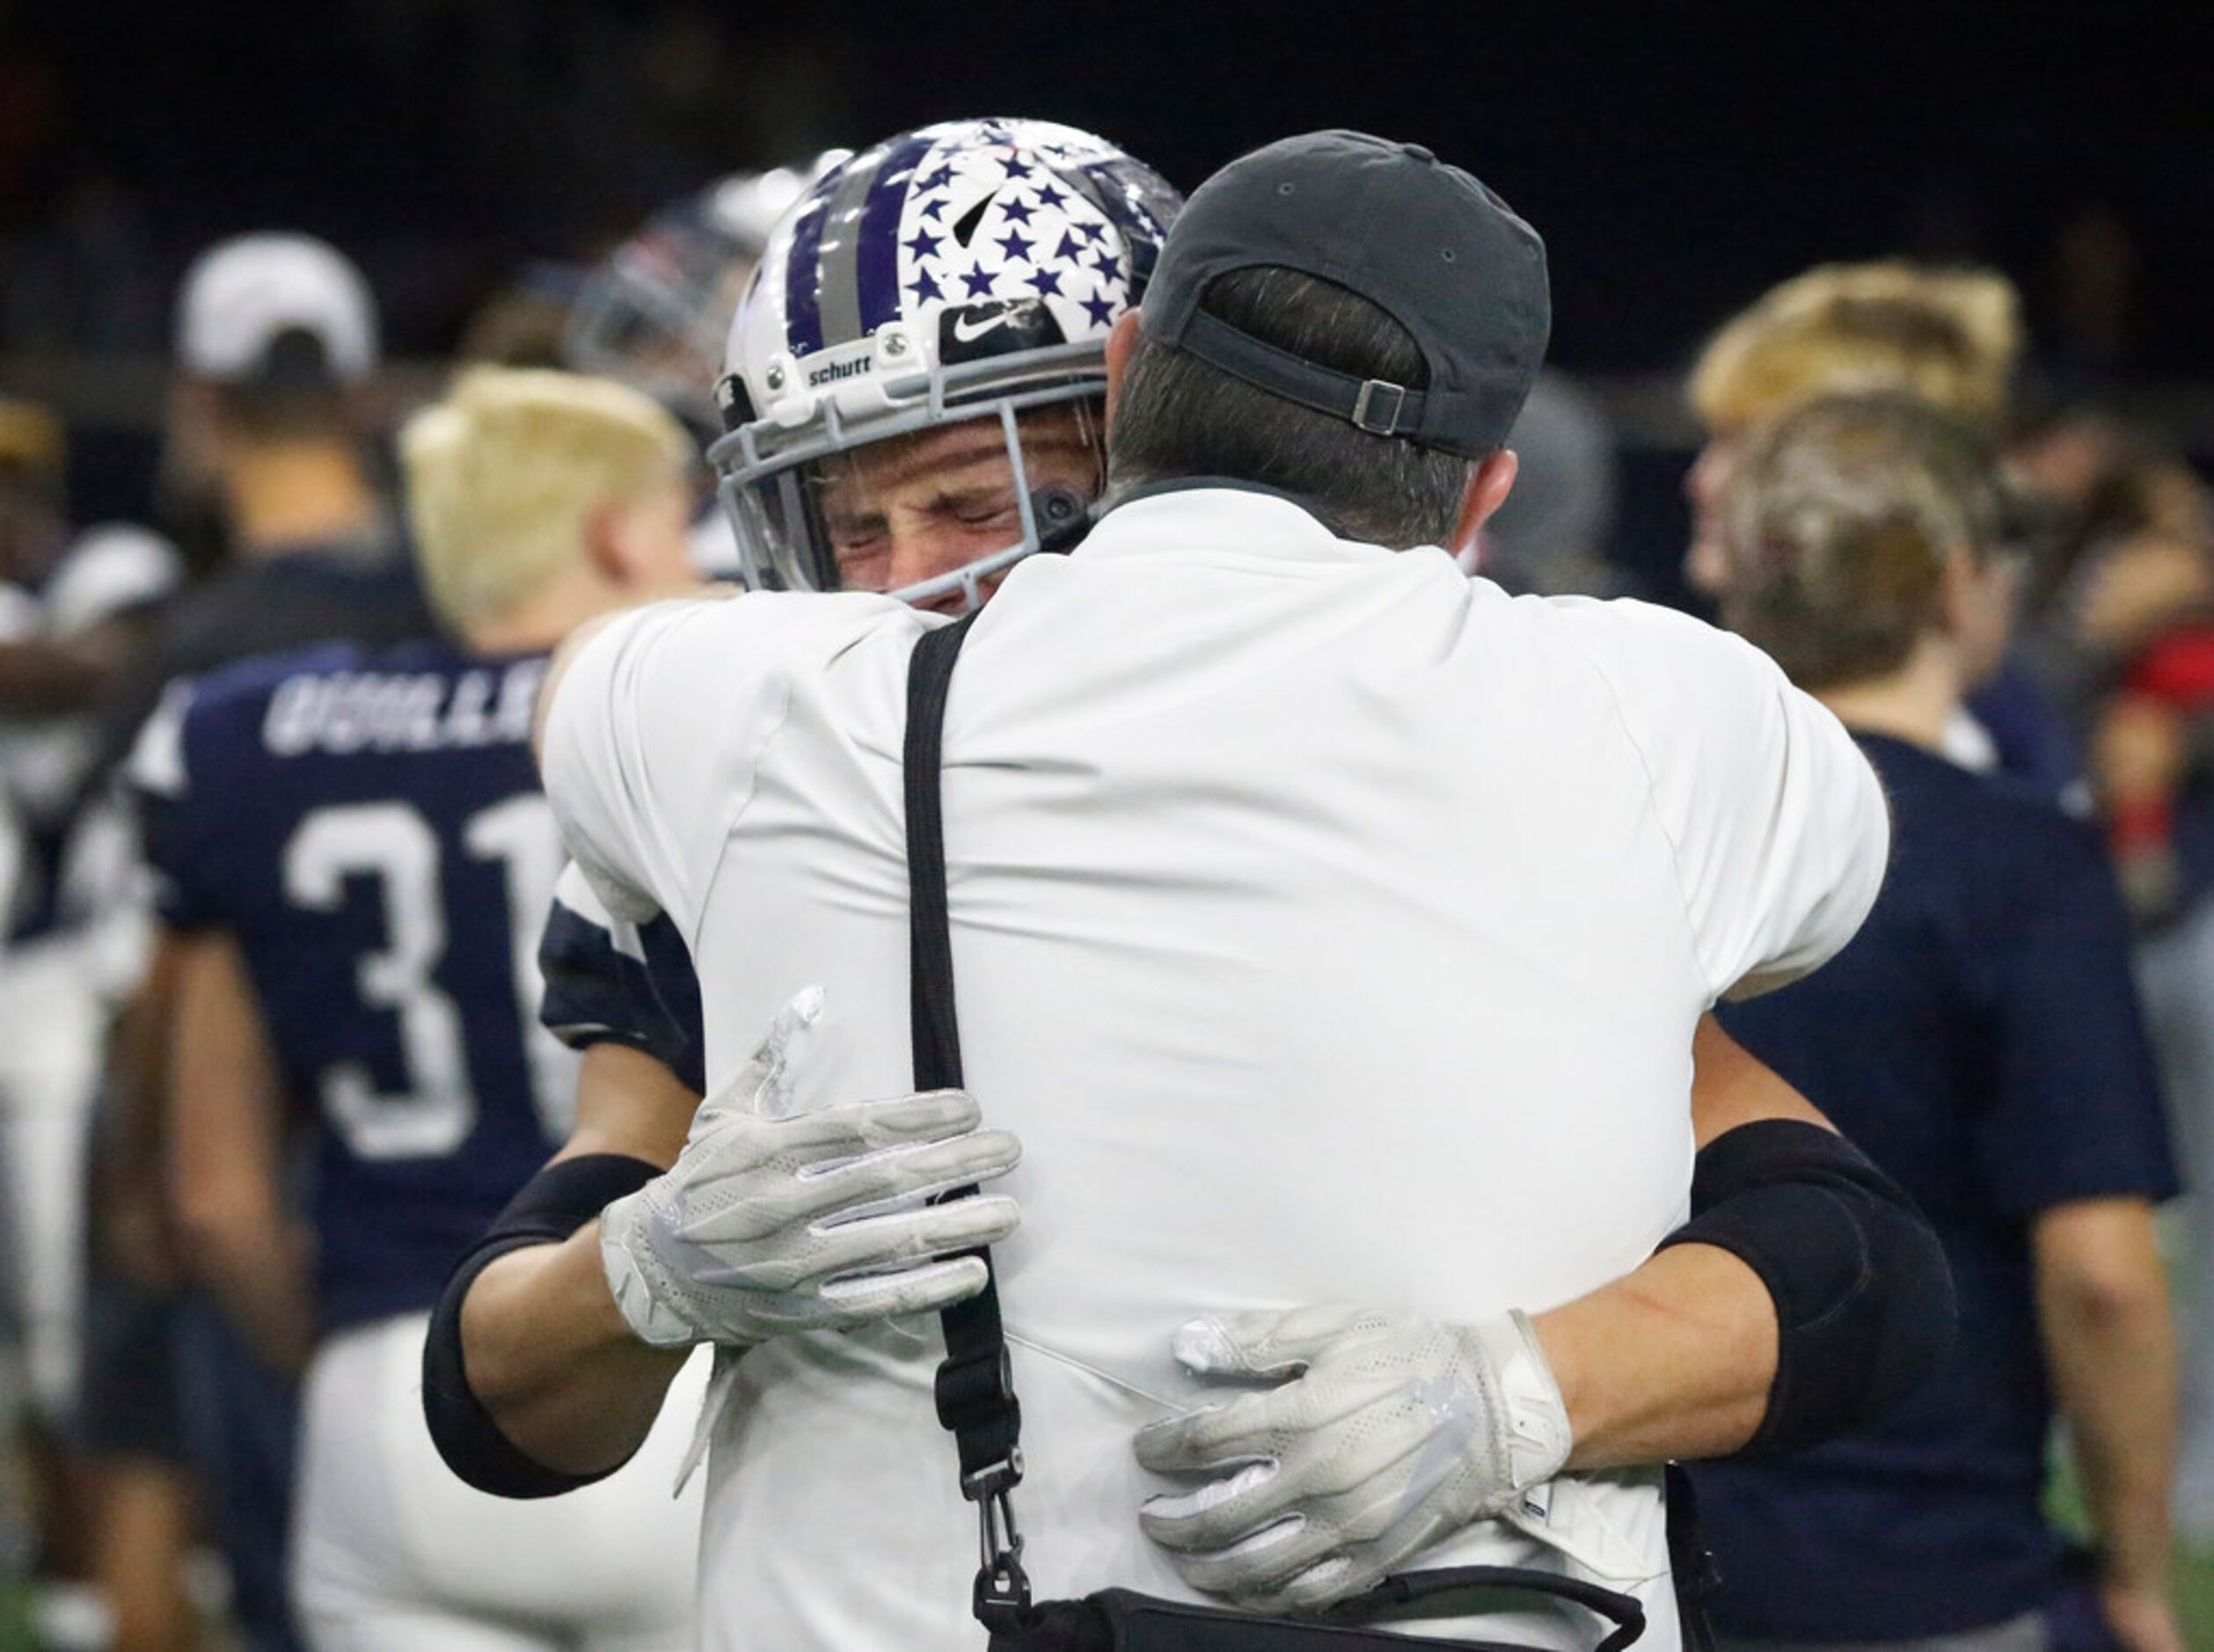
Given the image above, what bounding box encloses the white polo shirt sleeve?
[1554,597,1890,1003]
[538,592,784,932]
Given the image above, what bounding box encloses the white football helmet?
[710,117,1180,611]
[566,154,850,428]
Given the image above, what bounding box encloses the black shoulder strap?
[903,611,1033,1628]
[907,613,974,1097]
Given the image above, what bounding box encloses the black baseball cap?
[1143,131,1549,458]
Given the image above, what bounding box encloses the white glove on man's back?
[1135,1305,1572,1612]
[599,987,1020,1348]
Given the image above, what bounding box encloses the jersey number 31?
[282,797,575,1159]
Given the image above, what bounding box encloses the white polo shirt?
[542,485,1889,1652]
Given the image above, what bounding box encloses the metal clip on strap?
[968,1450,1030,1625]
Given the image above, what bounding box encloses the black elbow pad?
[1660,1119,1955,1455]
[421,1153,661,1499]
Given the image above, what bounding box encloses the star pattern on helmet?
[878,123,1155,348]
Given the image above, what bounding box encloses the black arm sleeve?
[1658,1118,1956,1456]
[421,1153,662,1499]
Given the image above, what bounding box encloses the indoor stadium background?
[2,1,2210,1646]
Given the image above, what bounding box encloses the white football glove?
[1135,1305,1573,1613]
[599,986,1021,1348]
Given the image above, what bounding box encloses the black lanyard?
[904,610,1031,1628]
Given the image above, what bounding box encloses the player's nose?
[886,526,981,608]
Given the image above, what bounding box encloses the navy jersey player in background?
[1697,394,2181,1652]
[130,368,710,1652]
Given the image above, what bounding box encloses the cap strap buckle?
[1351,378,1409,435]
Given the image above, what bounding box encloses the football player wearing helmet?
[428,106,1180,1547]
[529,113,1177,1117]
[140,369,712,1652]
[712,116,1175,610]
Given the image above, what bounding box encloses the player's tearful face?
[810,407,1103,614]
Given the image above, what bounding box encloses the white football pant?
[0,936,105,1421]
[293,1312,707,1651]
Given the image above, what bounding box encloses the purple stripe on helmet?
[780,175,840,357]
[852,132,939,339]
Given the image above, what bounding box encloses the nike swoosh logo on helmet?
[952,311,1017,344]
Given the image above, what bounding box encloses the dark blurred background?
[2,0,2210,581]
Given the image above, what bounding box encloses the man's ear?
[1446,449,1520,560]
[1103,310,1143,427]
[581,499,632,587]
[1938,543,1992,640]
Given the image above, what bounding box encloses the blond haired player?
[132,369,709,1650]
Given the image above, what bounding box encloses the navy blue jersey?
[132,637,574,1332]
[537,863,705,1095]
[96,537,435,792]
[1693,733,2179,1641]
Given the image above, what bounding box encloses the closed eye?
[828,517,888,556]
[946,493,1019,529]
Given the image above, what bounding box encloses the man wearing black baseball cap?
[530,130,1938,1649]
[1068,127,1933,1626]
[1137,133,1548,449]
[1103,129,1546,549]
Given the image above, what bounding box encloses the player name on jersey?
[262,659,546,758]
